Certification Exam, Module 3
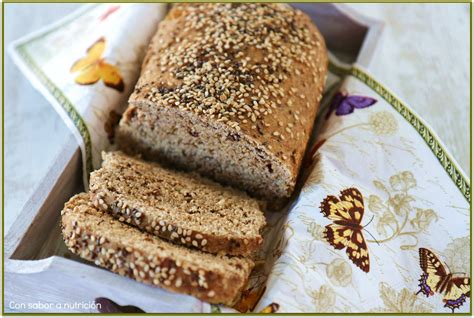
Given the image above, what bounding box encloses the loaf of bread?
[117,3,328,204]
[89,151,266,256]
[61,193,254,306]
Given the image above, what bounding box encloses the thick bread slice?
[89,152,266,257]
[61,193,254,306]
[117,4,328,205]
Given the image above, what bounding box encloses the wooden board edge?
[334,4,385,68]
[5,134,82,259]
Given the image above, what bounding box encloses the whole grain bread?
[61,193,254,306]
[89,151,266,256]
[117,3,328,205]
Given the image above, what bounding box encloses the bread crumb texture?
[61,193,254,306]
[89,151,266,256]
[119,3,328,202]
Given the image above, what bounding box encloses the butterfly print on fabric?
[326,92,377,118]
[70,37,124,92]
[259,303,280,313]
[320,187,370,273]
[417,248,470,313]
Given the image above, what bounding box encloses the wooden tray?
[5,4,383,313]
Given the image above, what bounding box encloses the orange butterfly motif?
[70,37,124,92]
[259,303,279,313]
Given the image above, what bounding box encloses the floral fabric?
[253,63,470,313]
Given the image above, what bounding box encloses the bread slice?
[61,193,254,306]
[89,151,266,257]
[117,4,328,205]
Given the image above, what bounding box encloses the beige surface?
[5,4,470,234]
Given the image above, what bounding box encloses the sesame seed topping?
[207,290,216,298]
[141,3,319,139]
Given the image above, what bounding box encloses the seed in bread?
[89,151,266,257]
[117,3,328,205]
[61,193,254,306]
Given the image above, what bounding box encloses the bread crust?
[89,152,265,257]
[119,4,328,202]
[61,193,254,306]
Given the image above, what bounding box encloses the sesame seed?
[142,3,319,134]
